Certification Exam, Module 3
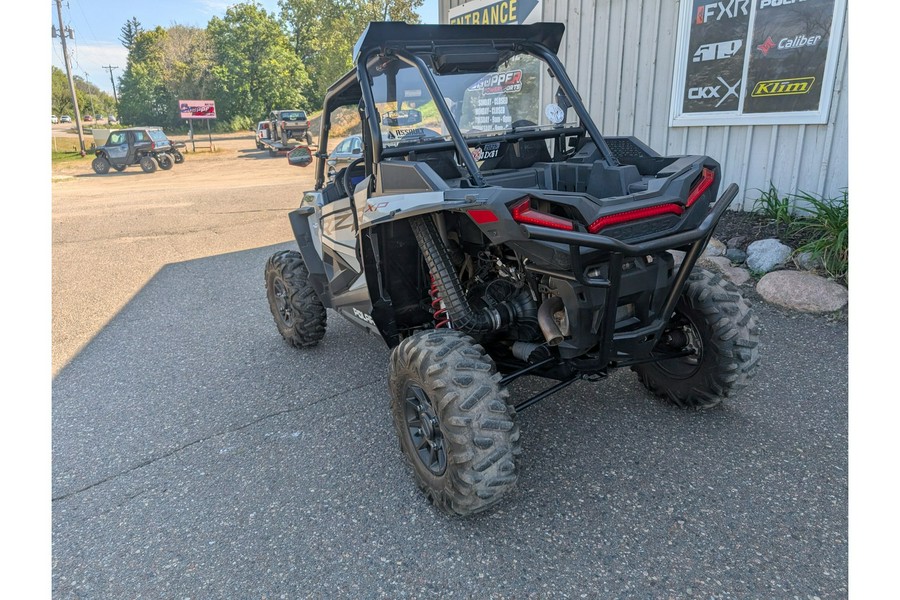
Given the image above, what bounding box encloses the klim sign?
[449,0,541,25]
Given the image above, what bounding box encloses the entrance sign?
[449,0,542,25]
[671,0,845,126]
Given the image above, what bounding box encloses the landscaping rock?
[698,255,752,286]
[794,251,823,271]
[756,270,847,313]
[703,238,726,257]
[727,235,748,250]
[746,239,792,273]
[725,248,747,264]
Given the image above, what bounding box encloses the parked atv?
[169,140,186,164]
[92,127,175,174]
[266,23,759,516]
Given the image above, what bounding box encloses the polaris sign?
[449,0,541,25]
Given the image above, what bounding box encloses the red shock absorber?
[429,275,451,329]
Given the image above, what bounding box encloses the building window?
[670,0,845,127]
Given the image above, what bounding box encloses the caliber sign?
[449,0,541,25]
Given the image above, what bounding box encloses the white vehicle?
[51,115,59,124]
[255,121,270,150]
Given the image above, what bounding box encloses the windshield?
[367,51,580,151]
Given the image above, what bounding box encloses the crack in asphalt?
[51,378,383,503]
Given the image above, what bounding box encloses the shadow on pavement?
[52,241,849,598]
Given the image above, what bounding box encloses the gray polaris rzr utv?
[265,22,759,516]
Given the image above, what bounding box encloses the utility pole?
[102,65,120,116]
[54,0,86,155]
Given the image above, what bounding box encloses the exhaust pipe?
[537,296,566,346]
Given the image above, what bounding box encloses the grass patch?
[51,151,89,164]
[752,183,796,232]
[790,189,849,283]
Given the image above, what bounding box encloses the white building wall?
[439,0,849,210]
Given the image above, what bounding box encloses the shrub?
[790,190,849,283]
[220,115,254,133]
[752,183,795,232]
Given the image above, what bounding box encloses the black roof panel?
[353,22,565,61]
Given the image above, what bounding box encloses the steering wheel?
[342,157,365,201]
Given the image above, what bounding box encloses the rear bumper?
[520,183,739,366]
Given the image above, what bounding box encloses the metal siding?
[442,0,848,209]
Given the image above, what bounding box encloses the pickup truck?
[269,110,312,145]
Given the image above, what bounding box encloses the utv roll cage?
[313,22,620,191]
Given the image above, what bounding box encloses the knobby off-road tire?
[633,267,759,408]
[157,154,174,170]
[139,156,157,173]
[389,330,521,516]
[91,156,110,174]
[173,149,185,164]
[265,250,326,347]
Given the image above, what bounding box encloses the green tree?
[277,0,422,107]
[119,17,144,51]
[207,2,310,124]
[51,67,116,117]
[118,27,175,126]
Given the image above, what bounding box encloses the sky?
[50,0,440,97]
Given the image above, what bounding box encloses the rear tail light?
[588,203,684,234]
[510,196,575,231]
[686,167,715,207]
[150,141,156,150]
[588,167,714,233]
[467,209,499,224]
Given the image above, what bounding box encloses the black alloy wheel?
[402,384,447,476]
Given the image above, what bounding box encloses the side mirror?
[287,145,313,167]
[351,146,362,155]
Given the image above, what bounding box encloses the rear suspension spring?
[429,275,451,329]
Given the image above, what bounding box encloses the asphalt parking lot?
[51,136,848,598]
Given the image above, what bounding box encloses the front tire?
[633,267,759,408]
[91,156,110,174]
[265,250,326,347]
[389,330,521,516]
[139,156,157,173]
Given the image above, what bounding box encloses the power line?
[54,0,86,155]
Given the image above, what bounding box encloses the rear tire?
[265,250,327,347]
[389,329,521,516]
[139,156,157,173]
[173,149,184,163]
[633,267,759,408]
[91,157,110,174]
[157,154,173,170]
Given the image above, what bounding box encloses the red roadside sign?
[179,100,217,120]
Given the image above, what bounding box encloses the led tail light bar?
[510,197,575,231]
